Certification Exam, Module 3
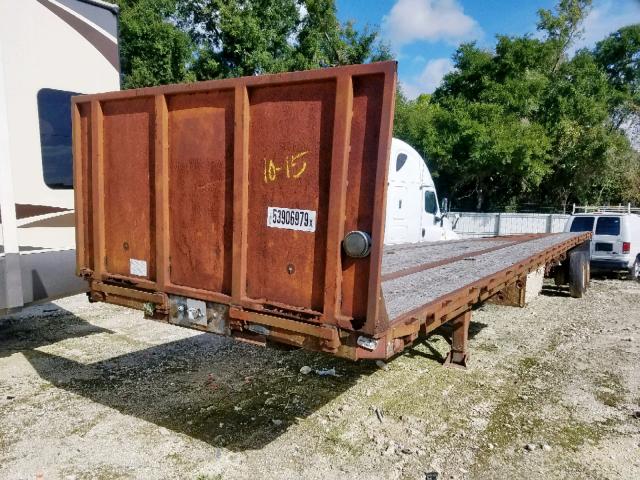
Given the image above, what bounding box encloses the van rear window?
[595,217,621,236]
[570,216,594,232]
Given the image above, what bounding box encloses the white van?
[564,212,640,279]
[384,138,458,245]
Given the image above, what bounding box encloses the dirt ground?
[1,277,639,480]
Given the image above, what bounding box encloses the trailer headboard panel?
[73,62,398,331]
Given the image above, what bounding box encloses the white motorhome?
[0,0,120,313]
[384,138,457,245]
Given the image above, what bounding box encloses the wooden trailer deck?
[382,232,585,320]
[373,231,590,366]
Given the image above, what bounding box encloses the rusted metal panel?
[73,61,593,362]
[487,277,526,307]
[246,80,335,311]
[340,74,386,325]
[72,102,93,274]
[74,62,397,320]
[102,97,156,283]
[167,91,234,294]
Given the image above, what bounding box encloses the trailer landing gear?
[443,310,471,369]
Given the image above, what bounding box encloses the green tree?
[112,0,195,88]
[395,0,640,211]
[177,0,390,80]
[110,0,389,86]
[593,24,640,130]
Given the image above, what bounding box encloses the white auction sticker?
[267,207,316,232]
[129,258,148,277]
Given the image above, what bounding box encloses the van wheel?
[569,251,588,298]
[630,257,640,281]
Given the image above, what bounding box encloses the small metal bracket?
[443,350,469,369]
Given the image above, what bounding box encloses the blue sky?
[335,0,640,98]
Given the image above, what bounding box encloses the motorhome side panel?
[1,0,119,312]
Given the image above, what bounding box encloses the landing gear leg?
[444,310,471,369]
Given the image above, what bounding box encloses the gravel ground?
[1,277,639,480]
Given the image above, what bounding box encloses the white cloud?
[570,0,640,53]
[412,54,427,64]
[402,57,455,99]
[383,0,482,48]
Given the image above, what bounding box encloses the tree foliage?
[114,0,195,88]
[109,0,389,87]
[395,1,640,211]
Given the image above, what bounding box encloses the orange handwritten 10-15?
[263,151,309,183]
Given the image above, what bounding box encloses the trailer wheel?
[585,259,591,288]
[569,251,588,298]
[554,264,568,286]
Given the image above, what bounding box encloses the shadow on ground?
[0,304,112,358]
[1,305,455,452]
[541,273,637,298]
[403,321,488,363]
[541,285,572,298]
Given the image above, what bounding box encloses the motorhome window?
[424,190,438,215]
[38,88,79,189]
[396,153,407,171]
[569,216,594,232]
[595,217,621,236]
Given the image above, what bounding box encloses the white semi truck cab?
[384,138,458,245]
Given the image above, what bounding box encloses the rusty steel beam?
[154,95,170,292]
[74,62,398,103]
[487,277,526,307]
[90,100,105,281]
[322,75,354,325]
[231,85,250,305]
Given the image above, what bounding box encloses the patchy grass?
[594,372,627,408]
[475,354,617,474]
[321,422,367,457]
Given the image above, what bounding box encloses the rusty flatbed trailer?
[72,61,592,366]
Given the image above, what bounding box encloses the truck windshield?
[570,216,594,232]
[595,217,621,236]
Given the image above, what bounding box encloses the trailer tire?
[554,265,568,286]
[569,251,588,298]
